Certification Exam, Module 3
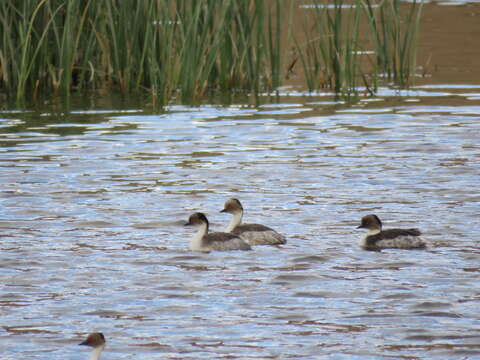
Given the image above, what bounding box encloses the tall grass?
[363,0,423,87]
[0,0,422,105]
[294,0,423,98]
[0,0,286,105]
[295,0,362,99]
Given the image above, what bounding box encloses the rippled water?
[1,87,480,359]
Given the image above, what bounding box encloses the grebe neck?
[89,345,105,360]
[190,222,208,251]
[226,211,243,232]
[367,228,381,236]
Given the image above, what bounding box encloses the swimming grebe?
[220,198,286,245]
[357,214,427,250]
[185,212,251,251]
[79,332,106,360]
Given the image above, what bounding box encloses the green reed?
[0,0,421,104]
[363,0,423,87]
[295,0,362,99]
[294,0,423,98]
[0,0,285,105]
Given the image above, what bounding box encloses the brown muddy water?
[1,2,480,360]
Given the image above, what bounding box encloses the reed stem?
[0,0,422,104]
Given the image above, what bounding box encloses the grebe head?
[185,212,209,227]
[220,198,243,214]
[79,332,106,347]
[357,214,382,231]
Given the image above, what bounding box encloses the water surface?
[0,86,479,359]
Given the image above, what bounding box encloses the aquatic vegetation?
[294,0,363,99]
[363,0,423,87]
[294,0,423,99]
[0,0,421,104]
[0,0,285,105]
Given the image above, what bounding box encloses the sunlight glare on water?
[0,87,479,359]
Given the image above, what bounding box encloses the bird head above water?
[357,214,382,231]
[220,198,243,214]
[79,332,106,360]
[79,332,106,348]
[185,212,209,227]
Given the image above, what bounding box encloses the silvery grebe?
[185,212,251,251]
[220,198,286,245]
[79,333,106,360]
[357,214,427,251]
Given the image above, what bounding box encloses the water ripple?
[1,92,480,359]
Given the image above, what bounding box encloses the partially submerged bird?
[357,214,427,250]
[79,332,106,360]
[220,198,286,245]
[185,212,251,251]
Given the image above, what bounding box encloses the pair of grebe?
[185,198,286,252]
[185,198,427,252]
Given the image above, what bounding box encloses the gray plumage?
[358,214,427,251]
[203,232,252,251]
[232,224,286,245]
[185,212,251,251]
[221,198,286,245]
